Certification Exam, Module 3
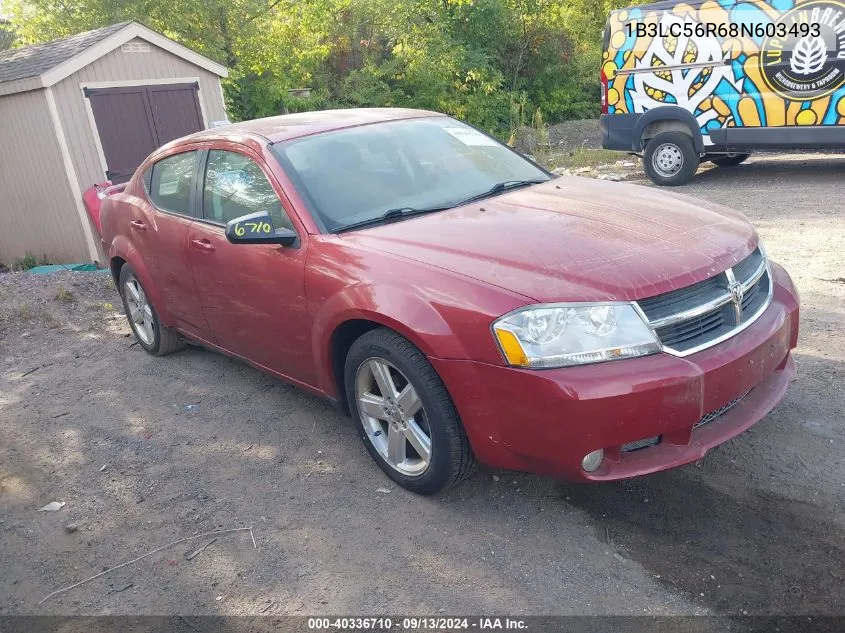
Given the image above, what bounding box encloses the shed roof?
[0,22,129,84]
[0,21,227,97]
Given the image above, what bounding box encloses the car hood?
[339,177,758,303]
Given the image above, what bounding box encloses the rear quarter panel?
[100,183,177,325]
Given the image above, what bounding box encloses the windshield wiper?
[334,179,548,233]
[335,205,451,233]
[453,178,549,207]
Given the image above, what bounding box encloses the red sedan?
[99,108,799,494]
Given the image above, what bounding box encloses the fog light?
[581,449,604,473]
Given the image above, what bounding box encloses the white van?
[600,0,845,185]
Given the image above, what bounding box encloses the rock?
[38,501,65,512]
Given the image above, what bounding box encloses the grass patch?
[545,147,629,170]
[12,252,50,272]
[55,287,74,302]
[16,304,33,321]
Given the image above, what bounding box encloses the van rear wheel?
[710,153,750,168]
[643,132,699,186]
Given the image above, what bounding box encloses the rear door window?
[148,151,199,216]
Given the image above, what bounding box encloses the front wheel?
[344,328,476,494]
[710,153,751,168]
[643,132,699,186]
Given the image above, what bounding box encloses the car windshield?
[271,117,550,233]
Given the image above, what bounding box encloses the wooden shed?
[0,22,228,266]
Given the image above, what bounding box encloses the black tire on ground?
[710,153,751,168]
[643,131,699,186]
[344,328,476,494]
[117,263,184,356]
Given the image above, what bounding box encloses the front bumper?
[431,262,800,482]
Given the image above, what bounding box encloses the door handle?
[190,238,216,252]
[130,220,147,231]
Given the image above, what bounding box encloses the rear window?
[148,151,198,216]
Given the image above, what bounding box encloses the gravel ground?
[0,152,843,618]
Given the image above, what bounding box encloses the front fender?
[108,235,175,326]
[312,283,470,397]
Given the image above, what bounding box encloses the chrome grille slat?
[732,248,764,282]
[636,248,772,356]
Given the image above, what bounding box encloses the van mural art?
[604,0,845,143]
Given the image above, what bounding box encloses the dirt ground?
[0,152,843,618]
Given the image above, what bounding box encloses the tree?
[5,0,647,135]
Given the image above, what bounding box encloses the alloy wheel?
[123,275,155,346]
[355,357,432,476]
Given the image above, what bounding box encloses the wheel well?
[110,257,126,288]
[640,120,694,150]
[330,319,383,415]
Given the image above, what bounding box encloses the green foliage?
[0,19,15,50]
[7,0,645,138]
[55,287,74,302]
[11,252,46,271]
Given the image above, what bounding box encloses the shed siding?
[0,89,89,265]
[53,37,227,188]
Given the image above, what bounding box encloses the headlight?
[492,303,660,369]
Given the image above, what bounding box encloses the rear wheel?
[643,131,699,186]
[344,328,476,494]
[710,153,751,168]
[118,263,183,356]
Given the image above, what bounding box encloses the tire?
[710,153,751,168]
[118,263,184,356]
[344,328,476,494]
[643,131,699,186]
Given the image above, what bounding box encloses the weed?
[55,288,74,302]
[12,253,38,271]
[544,147,628,170]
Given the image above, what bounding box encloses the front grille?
[694,389,751,429]
[636,247,771,355]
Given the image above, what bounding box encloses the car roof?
[189,107,446,145]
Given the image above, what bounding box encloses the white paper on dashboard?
[443,127,498,146]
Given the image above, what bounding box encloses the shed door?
[87,83,204,184]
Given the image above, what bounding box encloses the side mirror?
[225,211,297,246]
